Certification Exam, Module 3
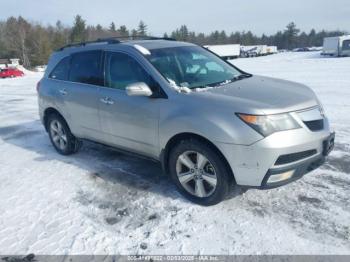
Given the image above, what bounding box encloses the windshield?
[146,46,247,89]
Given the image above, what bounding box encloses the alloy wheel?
[176,151,217,198]
[50,120,68,151]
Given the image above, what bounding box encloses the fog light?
[267,170,295,184]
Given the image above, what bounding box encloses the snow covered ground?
[0,52,349,255]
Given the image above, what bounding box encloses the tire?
[169,139,232,206]
[47,113,82,155]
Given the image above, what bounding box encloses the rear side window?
[49,56,70,81]
[105,52,151,90]
[69,51,103,86]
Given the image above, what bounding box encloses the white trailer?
[322,35,350,57]
[204,44,241,59]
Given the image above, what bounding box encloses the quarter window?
[105,52,151,90]
[49,56,70,81]
[69,51,103,86]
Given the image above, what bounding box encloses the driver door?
[98,51,160,158]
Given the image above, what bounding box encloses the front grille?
[303,119,324,131]
[275,149,317,165]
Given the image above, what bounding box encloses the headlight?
[236,113,301,137]
[316,98,326,117]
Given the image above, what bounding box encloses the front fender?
[159,106,262,150]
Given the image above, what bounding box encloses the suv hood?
[194,75,319,114]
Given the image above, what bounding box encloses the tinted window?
[343,40,350,51]
[49,56,70,81]
[69,51,103,85]
[105,52,151,90]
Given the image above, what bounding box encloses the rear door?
[49,51,103,141]
[66,50,104,140]
[98,51,160,157]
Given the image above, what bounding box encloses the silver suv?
[38,38,335,205]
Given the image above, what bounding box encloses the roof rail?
[57,38,121,51]
[57,36,176,51]
[97,36,176,41]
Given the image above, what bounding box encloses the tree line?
[0,15,347,67]
[168,23,347,50]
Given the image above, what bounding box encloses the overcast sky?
[1,0,349,35]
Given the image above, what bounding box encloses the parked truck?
[322,35,350,57]
[240,45,269,57]
[204,44,241,59]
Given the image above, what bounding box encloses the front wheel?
[47,114,82,155]
[169,139,232,206]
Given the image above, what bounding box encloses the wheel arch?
[43,107,66,132]
[161,132,235,183]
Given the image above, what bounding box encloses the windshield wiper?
[231,73,252,81]
[192,74,252,89]
[210,74,252,87]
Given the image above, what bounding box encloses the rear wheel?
[169,139,232,206]
[47,114,82,155]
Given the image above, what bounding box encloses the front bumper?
[260,153,326,188]
[261,131,335,188]
[215,119,334,187]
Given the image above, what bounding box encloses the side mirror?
[126,82,153,97]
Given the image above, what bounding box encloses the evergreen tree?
[51,21,67,51]
[96,24,103,32]
[118,25,129,37]
[137,21,147,36]
[218,30,227,44]
[284,22,300,49]
[179,25,189,41]
[131,29,138,38]
[109,22,116,32]
[70,15,87,43]
[308,29,316,46]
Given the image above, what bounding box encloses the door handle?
[100,97,114,105]
[59,89,67,96]
[100,98,109,104]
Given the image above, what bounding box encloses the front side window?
[105,52,151,90]
[69,51,103,86]
[145,46,246,89]
[343,40,350,51]
[49,56,70,81]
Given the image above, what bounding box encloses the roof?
[57,38,195,53]
[324,35,350,40]
[120,39,195,50]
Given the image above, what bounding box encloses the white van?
[322,35,350,57]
